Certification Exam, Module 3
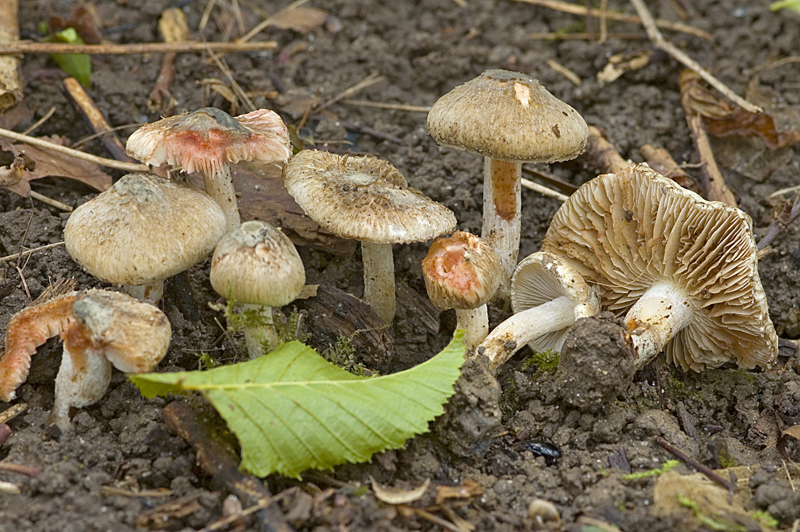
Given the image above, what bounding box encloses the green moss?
[621,460,679,480]
[321,335,375,377]
[195,352,221,370]
[753,510,778,529]
[677,493,747,532]
[520,349,560,373]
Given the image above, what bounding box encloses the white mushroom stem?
[479,295,577,373]
[51,345,112,430]
[455,306,489,352]
[625,281,696,369]
[242,303,279,359]
[203,165,241,233]
[361,241,395,324]
[124,282,163,304]
[482,158,522,294]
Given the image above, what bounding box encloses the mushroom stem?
[361,241,395,324]
[52,334,112,430]
[482,158,522,294]
[242,303,279,358]
[203,165,241,233]
[123,282,164,304]
[455,306,489,352]
[624,281,695,369]
[479,295,577,373]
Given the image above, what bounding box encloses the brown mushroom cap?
[283,150,456,244]
[209,220,305,306]
[126,107,291,175]
[422,231,501,310]
[540,163,778,370]
[427,69,588,163]
[64,173,227,288]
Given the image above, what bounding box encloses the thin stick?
[0,403,27,424]
[585,126,634,174]
[686,113,737,206]
[546,58,582,85]
[769,184,800,198]
[0,0,22,111]
[528,32,646,40]
[511,0,711,39]
[0,127,147,173]
[21,106,55,136]
[29,191,72,212]
[629,0,760,114]
[343,99,430,112]
[0,40,277,55]
[238,0,310,43]
[314,72,385,114]
[205,47,256,112]
[0,461,40,478]
[757,196,800,251]
[599,0,608,43]
[0,241,65,263]
[521,178,568,202]
[653,435,736,493]
[197,493,292,532]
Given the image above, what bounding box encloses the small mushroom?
[0,290,171,429]
[126,107,291,232]
[427,69,588,291]
[283,150,456,323]
[478,251,600,373]
[421,231,501,351]
[209,221,305,358]
[64,172,227,303]
[540,163,778,370]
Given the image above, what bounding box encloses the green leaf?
[48,28,92,88]
[770,0,800,13]
[132,332,466,478]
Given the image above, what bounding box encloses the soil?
[1,0,799,531]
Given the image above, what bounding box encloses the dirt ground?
[1,0,800,531]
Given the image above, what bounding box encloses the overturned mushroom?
[422,231,501,351]
[283,150,456,323]
[0,290,171,429]
[64,173,227,303]
[540,163,778,371]
[478,251,600,373]
[428,69,588,291]
[126,107,291,232]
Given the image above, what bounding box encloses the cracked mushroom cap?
[422,231,502,310]
[65,290,172,373]
[511,251,600,353]
[427,69,588,163]
[282,150,457,244]
[126,107,291,175]
[210,221,305,306]
[540,163,778,370]
[64,173,227,287]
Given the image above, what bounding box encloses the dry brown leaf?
[435,479,484,505]
[370,477,430,505]
[680,69,800,149]
[784,424,800,441]
[0,136,112,196]
[597,51,652,84]
[270,7,329,33]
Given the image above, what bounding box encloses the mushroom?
[126,107,292,232]
[64,172,227,303]
[0,289,171,429]
[283,150,457,323]
[540,163,778,371]
[421,231,501,351]
[427,69,588,291]
[478,251,600,373]
[209,220,305,358]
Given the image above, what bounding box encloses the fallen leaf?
[783,424,800,440]
[597,51,652,84]
[270,6,329,33]
[0,136,112,196]
[435,479,483,505]
[371,477,430,505]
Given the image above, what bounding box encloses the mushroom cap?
[511,251,600,353]
[283,150,457,244]
[68,290,171,373]
[422,231,502,310]
[540,163,778,370]
[427,69,588,163]
[210,220,305,306]
[64,173,227,287]
[126,107,291,176]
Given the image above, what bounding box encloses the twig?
[0,403,27,424]
[527,32,646,40]
[197,492,294,532]
[0,40,277,55]
[0,0,22,111]
[521,178,568,202]
[639,144,701,194]
[522,166,577,194]
[757,195,800,251]
[63,77,134,163]
[238,0,310,43]
[585,126,634,174]
[546,58,581,85]
[769,184,800,198]
[314,72,385,114]
[685,113,737,206]
[343,99,430,112]
[21,106,55,136]
[0,461,40,478]
[628,0,760,114]
[205,47,256,112]
[0,127,147,173]
[0,241,65,263]
[29,191,72,212]
[599,0,608,43]
[510,0,711,39]
[653,435,737,493]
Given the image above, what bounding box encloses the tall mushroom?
[126,107,291,232]
[427,69,588,291]
[283,150,457,323]
[64,173,227,303]
[421,231,501,351]
[0,289,171,429]
[540,163,778,371]
[478,251,600,373]
[209,221,306,358]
